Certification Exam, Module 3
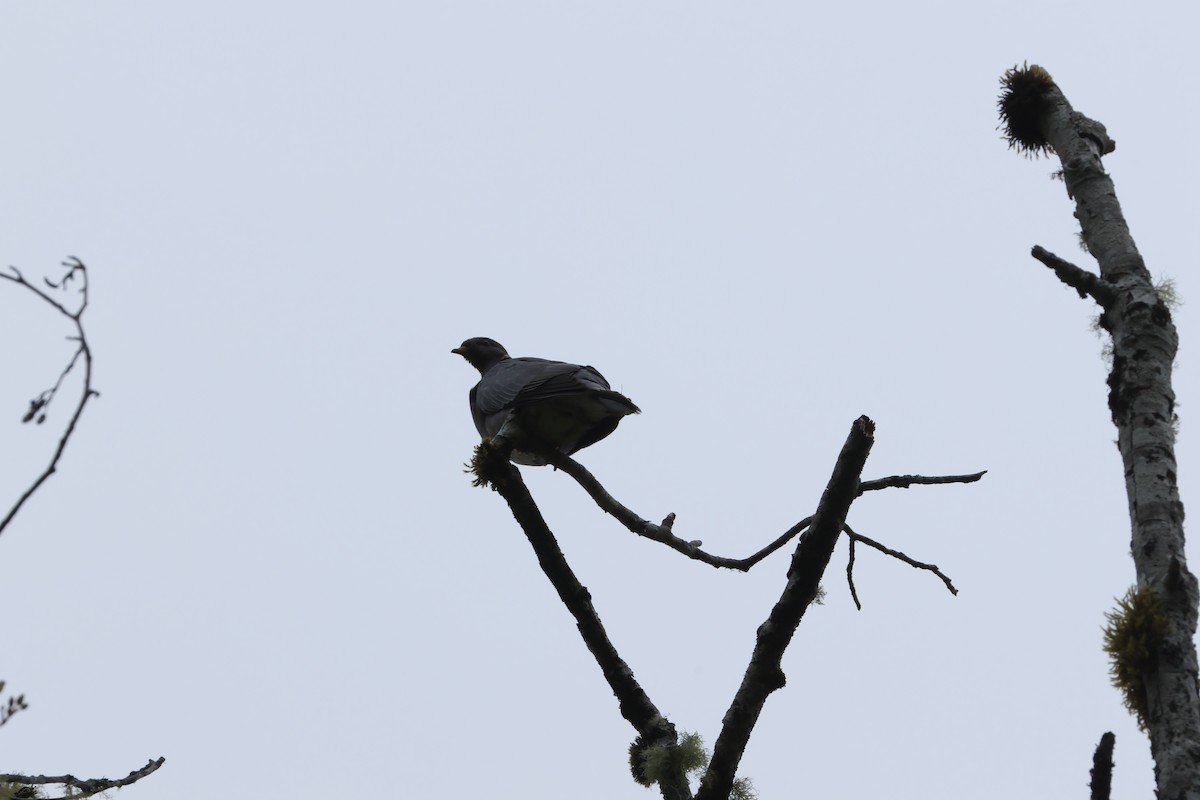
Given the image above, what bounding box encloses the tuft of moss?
[998,63,1056,157]
[1102,585,1167,730]
[732,777,759,800]
[464,442,489,488]
[639,732,706,785]
[628,734,652,786]
[630,729,757,796]
[1154,276,1181,309]
[675,732,707,772]
[464,441,508,489]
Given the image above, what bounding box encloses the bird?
[452,337,639,465]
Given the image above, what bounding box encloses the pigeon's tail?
[594,389,640,416]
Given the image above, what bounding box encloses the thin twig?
[858,470,986,494]
[545,451,808,571]
[0,757,165,800]
[738,518,812,570]
[0,681,28,728]
[844,524,958,597]
[2,265,77,319]
[0,257,99,539]
[846,535,861,610]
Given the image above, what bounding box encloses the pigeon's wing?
[467,384,489,438]
[516,363,607,400]
[472,358,580,417]
[518,365,640,413]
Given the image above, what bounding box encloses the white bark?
[1040,85,1200,800]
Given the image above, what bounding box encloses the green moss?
[635,731,706,785]
[463,442,490,488]
[630,730,756,798]
[1102,585,1167,730]
[464,441,508,489]
[1154,276,1181,309]
[732,777,759,800]
[676,732,707,773]
[628,734,651,786]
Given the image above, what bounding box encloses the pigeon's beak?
[451,345,466,356]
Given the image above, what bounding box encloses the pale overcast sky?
[1,2,1197,799]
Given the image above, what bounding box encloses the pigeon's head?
[452,337,511,374]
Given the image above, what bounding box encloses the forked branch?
[471,417,982,798]
[549,451,982,577]
[546,451,809,570]
[843,523,958,610]
[0,257,99,538]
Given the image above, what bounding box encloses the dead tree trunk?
[1000,65,1200,800]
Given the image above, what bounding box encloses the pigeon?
[452,337,639,465]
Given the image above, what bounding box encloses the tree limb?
[546,451,809,571]
[550,453,984,573]
[845,534,862,610]
[696,416,875,800]
[474,442,693,800]
[1030,245,1116,306]
[0,257,99,539]
[858,470,986,494]
[0,757,164,800]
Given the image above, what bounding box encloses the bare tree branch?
[843,524,958,607]
[0,257,99,539]
[546,451,811,571]
[552,448,968,612]
[0,757,164,800]
[472,442,693,800]
[696,416,876,800]
[0,260,156,797]
[1030,245,1116,306]
[845,534,862,610]
[0,681,28,729]
[858,470,986,494]
[549,454,984,580]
